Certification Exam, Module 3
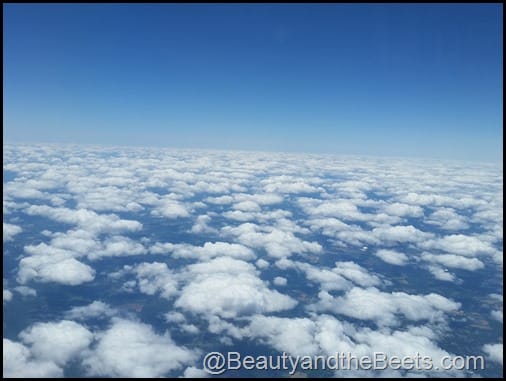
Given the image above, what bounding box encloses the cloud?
[371,225,433,244]
[18,245,95,285]
[175,257,297,318]
[419,234,497,257]
[374,249,409,266]
[19,320,93,366]
[3,289,13,303]
[3,339,63,378]
[482,343,503,365]
[382,202,424,218]
[24,205,142,234]
[273,276,287,286]
[421,252,484,271]
[127,262,179,299]
[3,222,22,242]
[246,315,319,357]
[83,318,199,377]
[151,241,256,261]
[313,287,460,327]
[65,301,118,321]
[222,222,321,258]
[426,265,456,282]
[425,207,469,231]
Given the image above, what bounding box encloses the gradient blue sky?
[3,4,503,161]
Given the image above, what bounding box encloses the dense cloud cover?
[3,143,503,377]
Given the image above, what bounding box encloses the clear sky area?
[3,4,503,162]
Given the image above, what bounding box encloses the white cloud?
[374,249,409,266]
[182,366,209,378]
[313,287,460,327]
[419,234,497,257]
[482,343,503,365]
[3,222,22,242]
[383,202,424,218]
[83,318,199,377]
[273,276,287,286]
[65,301,117,321]
[426,265,456,282]
[425,207,469,231]
[222,222,321,258]
[421,252,484,271]
[24,205,142,234]
[3,289,13,303]
[14,286,37,297]
[176,257,297,318]
[130,262,178,299]
[19,320,93,366]
[18,246,95,285]
[3,338,63,378]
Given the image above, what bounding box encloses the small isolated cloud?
[482,343,503,365]
[3,289,13,303]
[426,265,457,282]
[374,249,409,266]
[18,245,95,286]
[3,222,22,242]
[19,320,93,366]
[83,318,199,377]
[65,301,118,321]
[421,252,484,271]
[273,276,287,286]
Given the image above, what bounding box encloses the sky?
[3,3,503,162]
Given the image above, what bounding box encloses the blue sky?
[3,4,503,161]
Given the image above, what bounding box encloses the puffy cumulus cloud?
[82,318,199,377]
[232,200,261,212]
[421,253,484,271]
[276,258,381,291]
[382,202,424,218]
[3,222,22,242]
[3,289,13,303]
[190,215,217,234]
[425,207,469,231]
[14,286,37,297]
[182,366,209,378]
[175,257,297,318]
[426,265,457,282]
[262,176,320,194]
[273,276,287,286]
[482,343,503,365]
[419,234,497,257]
[222,222,321,258]
[333,261,381,287]
[491,310,503,323]
[371,225,433,244]
[151,196,190,219]
[65,301,118,321]
[24,205,142,234]
[374,249,409,266]
[150,241,256,261]
[3,338,63,378]
[245,314,463,377]
[313,287,460,327]
[18,246,95,285]
[247,315,319,357]
[89,236,147,260]
[19,320,93,366]
[126,262,178,299]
